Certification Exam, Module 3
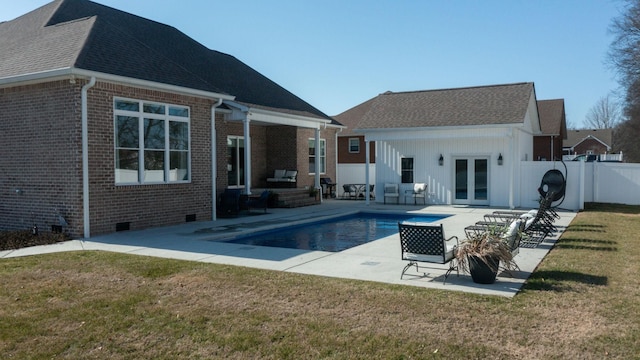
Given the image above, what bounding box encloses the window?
[401,157,414,183]
[227,136,245,187]
[114,98,190,184]
[348,138,360,153]
[308,138,326,174]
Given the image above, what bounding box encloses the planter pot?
[468,255,499,284]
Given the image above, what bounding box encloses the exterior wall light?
[498,153,503,166]
[438,154,444,166]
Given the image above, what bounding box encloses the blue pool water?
[227,212,449,252]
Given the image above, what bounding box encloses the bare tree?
[607,0,640,162]
[585,94,622,129]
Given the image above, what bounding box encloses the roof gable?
[352,83,535,130]
[563,129,613,148]
[537,99,567,138]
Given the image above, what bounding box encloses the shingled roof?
[537,99,567,137]
[344,82,535,130]
[0,0,335,122]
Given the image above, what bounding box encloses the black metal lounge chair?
[398,222,459,284]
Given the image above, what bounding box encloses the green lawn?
[1,203,638,359]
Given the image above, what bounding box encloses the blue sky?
[2,0,623,127]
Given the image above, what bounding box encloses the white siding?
[373,128,517,206]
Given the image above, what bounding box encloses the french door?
[454,157,489,205]
[227,136,245,188]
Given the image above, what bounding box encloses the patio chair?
[218,188,241,217]
[405,183,427,205]
[342,184,357,199]
[383,183,399,204]
[246,190,269,213]
[398,222,459,284]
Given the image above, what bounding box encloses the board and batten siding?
[370,126,522,207]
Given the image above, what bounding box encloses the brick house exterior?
[563,129,613,157]
[533,99,567,161]
[0,0,341,238]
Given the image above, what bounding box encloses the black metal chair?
[398,222,459,283]
[246,190,269,213]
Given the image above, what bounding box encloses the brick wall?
[1,78,340,237]
[86,81,216,235]
[0,80,84,236]
[337,135,376,164]
[573,139,609,155]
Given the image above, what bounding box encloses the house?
[343,82,544,208]
[563,129,613,158]
[534,99,567,161]
[0,0,342,238]
[334,97,377,195]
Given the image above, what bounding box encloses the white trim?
[113,97,192,185]
[0,67,234,101]
[223,100,332,129]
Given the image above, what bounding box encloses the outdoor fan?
[537,158,567,207]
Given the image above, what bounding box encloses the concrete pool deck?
[1,200,576,297]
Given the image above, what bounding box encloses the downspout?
[81,76,96,239]
[211,98,223,221]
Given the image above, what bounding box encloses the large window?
[114,98,190,184]
[308,138,326,174]
[401,157,414,183]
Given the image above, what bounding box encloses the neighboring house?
[0,0,342,238]
[563,129,613,157]
[534,99,567,161]
[334,97,377,194]
[345,82,544,208]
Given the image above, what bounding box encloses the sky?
[1,0,625,127]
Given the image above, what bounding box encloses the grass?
[1,203,639,359]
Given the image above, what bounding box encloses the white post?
[243,116,252,195]
[315,128,321,201]
[365,139,370,205]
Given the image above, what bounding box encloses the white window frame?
[309,138,326,175]
[348,138,360,153]
[114,98,191,185]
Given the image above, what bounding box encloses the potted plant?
[455,225,518,284]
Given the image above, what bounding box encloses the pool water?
[227,212,449,252]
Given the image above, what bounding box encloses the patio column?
[315,128,321,194]
[244,116,252,195]
[365,139,370,205]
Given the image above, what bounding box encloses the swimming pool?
[226,212,450,252]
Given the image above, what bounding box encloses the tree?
[607,0,640,162]
[585,95,622,129]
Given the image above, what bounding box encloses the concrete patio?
[1,199,576,298]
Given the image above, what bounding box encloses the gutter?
[81,77,96,239]
[0,67,234,101]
